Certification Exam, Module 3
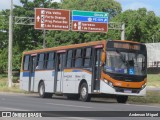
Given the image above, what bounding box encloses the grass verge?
[128,91,160,104]
[147,74,160,87]
[0,77,23,93]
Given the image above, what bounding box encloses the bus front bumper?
[100,80,146,96]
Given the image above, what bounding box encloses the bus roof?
[113,40,142,44]
[23,40,106,55]
[23,40,142,55]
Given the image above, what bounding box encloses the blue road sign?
[72,16,108,23]
[72,10,109,32]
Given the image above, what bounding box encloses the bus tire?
[80,82,91,102]
[116,95,128,103]
[39,82,52,98]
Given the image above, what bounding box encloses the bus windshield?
[104,50,146,75]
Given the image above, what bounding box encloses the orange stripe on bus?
[64,68,92,74]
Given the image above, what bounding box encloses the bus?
[20,40,147,103]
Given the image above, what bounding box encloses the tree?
[111,8,160,42]
[0,48,8,73]
[61,0,121,17]
[0,10,9,49]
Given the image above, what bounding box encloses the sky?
[0,0,160,16]
[116,0,160,16]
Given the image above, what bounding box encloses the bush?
[12,77,19,83]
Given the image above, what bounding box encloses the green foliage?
[61,0,122,16]
[0,11,8,49]
[147,74,160,87]
[129,91,160,104]
[112,8,160,42]
[0,48,8,73]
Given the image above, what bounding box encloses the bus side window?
[23,55,30,71]
[96,49,101,66]
[66,50,73,68]
[46,52,55,69]
[83,48,92,67]
[75,49,82,67]
[37,53,45,70]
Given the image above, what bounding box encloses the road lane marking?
[0,106,29,111]
[63,117,96,120]
[46,103,93,109]
[126,104,160,109]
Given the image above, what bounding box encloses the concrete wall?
[145,43,160,68]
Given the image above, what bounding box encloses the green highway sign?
[72,10,108,17]
[72,10,108,33]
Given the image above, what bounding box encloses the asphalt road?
[0,93,159,120]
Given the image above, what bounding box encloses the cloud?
[123,2,153,11]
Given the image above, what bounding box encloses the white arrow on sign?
[37,16,40,22]
[74,23,77,29]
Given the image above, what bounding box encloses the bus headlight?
[104,79,108,84]
[108,82,113,87]
[104,79,113,87]
[141,83,146,90]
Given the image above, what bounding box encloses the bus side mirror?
[101,52,106,66]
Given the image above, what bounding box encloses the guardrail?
[148,61,160,68]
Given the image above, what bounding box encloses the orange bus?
[20,40,147,103]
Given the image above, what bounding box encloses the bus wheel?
[39,82,52,98]
[80,83,91,102]
[116,95,128,103]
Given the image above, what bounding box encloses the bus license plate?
[124,89,132,93]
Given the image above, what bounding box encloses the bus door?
[54,51,65,93]
[29,55,36,92]
[92,46,102,92]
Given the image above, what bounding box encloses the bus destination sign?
[114,43,140,50]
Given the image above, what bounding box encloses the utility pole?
[121,23,125,40]
[43,28,46,48]
[8,0,13,88]
[42,0,46,48]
